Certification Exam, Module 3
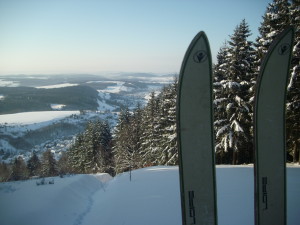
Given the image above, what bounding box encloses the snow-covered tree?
[40,150,58,177]
[57,151,70,175]
[139,92,161,166]
[156,79,178,165]
[68,120,113,174]
[214,20,255,164]
[213,42,231,163]
[287,0,300,163]
[67,133,85,173]
[256,0,291,61]
[113,107,138,173]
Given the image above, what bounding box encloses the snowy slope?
[0,174,112,225]
[0,166,299,225]
[83,166,182,225]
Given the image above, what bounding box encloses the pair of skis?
[177,27,294,225]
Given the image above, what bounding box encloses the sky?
[0,0,271,76]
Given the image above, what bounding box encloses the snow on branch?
[231,120,244,133]
[216,125,229,137]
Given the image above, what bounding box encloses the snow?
[0,111,80,125]
[287,65,298,90]
[95,81,135,111]
[0,79,19,87]
[267,30,277,38]
[97,98,116,112]
[144,90,161,101]
[231,120,244,132]
[0,174,108,225]
[36,83,79,89]
[50,104,66,110]
[216,125,229,137]
[93,81,130,94]
[0,166,299,225]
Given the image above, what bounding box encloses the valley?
[0,73,174,162]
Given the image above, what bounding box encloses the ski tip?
[267,26,294,54]
[193,31,208,41]
[277,26,294,42]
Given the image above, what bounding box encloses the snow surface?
[50,104,66,110]
[0,166,299,225]
[0,79,19,87]
[0,111,80,125]
[36,83,79,89]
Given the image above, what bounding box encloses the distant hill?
[0,85,99,114]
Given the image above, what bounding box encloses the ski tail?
[254,26,294,225]
[177,31,217,225]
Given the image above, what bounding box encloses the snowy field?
[0,111,80,126]
[0,165,299,225]
[36,83,79,89]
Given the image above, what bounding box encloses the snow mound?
[92,173,113,183]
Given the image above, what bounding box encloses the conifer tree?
[82,121,102,173]
[57,151,71,175]
[113,107,134,173]
[139,92,161,166]
[27,151,41,177]
[156,79,178,165]
[0,162,11,182]
[68,133,85,173]
[10,157,28,181]
[213,42,231,163]
[256,0,291,61]
[67,120,114,174]
[40,150,58,177]
[214,20,255,164]
[99,120,114,174]
[287,0,300,163]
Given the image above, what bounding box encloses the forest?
[0,0,299,181]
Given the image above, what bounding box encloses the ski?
[254,27,294,225]
[177,31,217,225]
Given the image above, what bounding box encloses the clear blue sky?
[0,0,271,75]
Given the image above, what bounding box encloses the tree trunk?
[293,143,298,163]
[297,141,300,165]
[232,150,237,165]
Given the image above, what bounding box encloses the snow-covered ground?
[0,79,19,87]
[96,81,161,112]
[36,83,79,89]
[0,111,80,126]
[0,110,118,162]
[0,166,299,225]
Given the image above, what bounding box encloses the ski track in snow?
[73,189,96,225]
[73,174,111,225]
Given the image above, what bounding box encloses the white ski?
[177,31,217,225]
[254,26,294,225]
